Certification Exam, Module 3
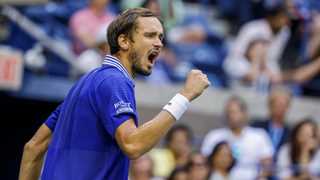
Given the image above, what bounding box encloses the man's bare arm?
[115,111,175,159]
[282,57,320,83]
[115,70,210,159]
[19,124,52,180]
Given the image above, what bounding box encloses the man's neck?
[231,127,243,136]
[113,53,134,78]
[270,119,284,128]
[266,19,279,35]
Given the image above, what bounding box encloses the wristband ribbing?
[163,93,190,121]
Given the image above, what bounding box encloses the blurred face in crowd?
[128,17,163,76]
[170,170,188,180]
[297,122,318,150]
[168,129,191,156]
[130,155,153,179]
[144,0,161,16]
[268,90,291,123]
[188,153,209,180]
[225,99,247,130]
[270,11,289,33]
[210,143,234,173]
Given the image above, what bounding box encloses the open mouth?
[148,51,159,64]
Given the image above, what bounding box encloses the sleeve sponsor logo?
[114,100,134,115]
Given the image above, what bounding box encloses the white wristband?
[163,93,190,121]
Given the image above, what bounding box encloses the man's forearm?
[19,150,45,180]
[19,124,52,180]
[116,110,176,159]
[116,70,209,159]
[283,57,320,83]
[130,111,176,154]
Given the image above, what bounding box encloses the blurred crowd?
[130,87,320,180]
[1,0,320,97]
[1,0,320,179]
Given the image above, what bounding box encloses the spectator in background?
[307,13,320,61]
[208,141,236,180]
[70,0,114,55]
[251,86,292,158]
[121,0,185,31]
[167,167,188,180]
[223,2,290,92]
[130,154,158,180]
[224,1,320,93]
[277,118,320,179]
[201,96,274,180]
[141,0,161,16]
[278,0,320,96]
[186,152,210,180]
[76,26,110,75]
[150,124,193,178]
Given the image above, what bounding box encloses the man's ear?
[118,34,129,51]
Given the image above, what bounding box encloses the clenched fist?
[179,70,210,101]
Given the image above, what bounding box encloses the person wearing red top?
[70,0,115,55]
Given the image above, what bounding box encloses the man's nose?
[153,38,163,49]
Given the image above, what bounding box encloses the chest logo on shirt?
[114,100,134,115]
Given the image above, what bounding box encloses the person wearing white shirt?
[201,96,274,180]
[223,4,290,92]
[224,3,320,94]
[276,119,320,179]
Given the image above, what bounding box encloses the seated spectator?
[69,0,114,55]
[208,141,236,180]
[149,124,193,178]
[300,11,320,96]
[307,13,320,61]
[223,3,290,92]
[186,152,209,180]
[167,167,188,180]
[224,1,320,93]
[251,86,292,158]
[76,26,109,75]
[130,154,159,180]
[279,1,320,96]
[277,118,320,179]
[201,96,274,180]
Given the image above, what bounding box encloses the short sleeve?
[95,75,137,138]
[44,103,62,131]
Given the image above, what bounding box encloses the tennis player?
[19,8,210,180]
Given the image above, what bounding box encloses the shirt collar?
[102,55,134,83]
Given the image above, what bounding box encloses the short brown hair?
[107,8,162,54]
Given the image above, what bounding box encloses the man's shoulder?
[239,19,270,37]
[94,66,132,86]
[245,127,271,141]
[204,128,229,140]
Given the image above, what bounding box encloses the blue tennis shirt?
[42,55,138,180]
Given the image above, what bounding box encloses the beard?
[129,49,152,76]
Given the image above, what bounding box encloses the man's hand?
[180,69,210,101]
